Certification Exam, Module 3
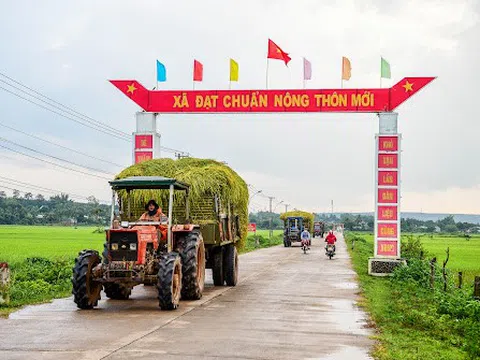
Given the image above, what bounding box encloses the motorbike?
[301,238,310,254]
[325,243,335,259]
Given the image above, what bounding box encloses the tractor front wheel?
[72,250,102,309]
[223,244,238,286]
[179,231,205,300]
[157,253,182,310]
[104,283,132,300]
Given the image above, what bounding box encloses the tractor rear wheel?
[72,250,102,309]
[212,247,224,286]
[223,244,238,286]
[179,231,205,300]
[157,253,182,310]
[104,283,132,300]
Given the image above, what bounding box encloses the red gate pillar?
[369,112,406,275]
[132,112,161,164]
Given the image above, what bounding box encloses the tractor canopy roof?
[109,176,189,191]
[287,216,303,220]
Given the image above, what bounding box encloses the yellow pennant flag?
[230,58,239,82]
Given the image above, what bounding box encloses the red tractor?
[72,176,206,310]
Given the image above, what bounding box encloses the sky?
[0,0,479,214]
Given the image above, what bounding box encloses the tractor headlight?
[111,243,119,251]
[130,243,137,250]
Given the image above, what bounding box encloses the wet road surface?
[0,233,373,359]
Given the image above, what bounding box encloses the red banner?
[378,171,398,186]
[110,77,435,113]
[248,223,257,232]
[378,188,398,203]
[377,240,398,256]
[378,154,398,169]
[379,136,399,152]
[377,206,398,221]
[135,151,153,164]
[135,134,153,149]
[378,223,398,238]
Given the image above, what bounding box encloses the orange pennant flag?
[342,56,351,81]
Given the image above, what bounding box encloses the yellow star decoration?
[127,83,137,94]
[402,81,413,92]
[276,48,281,53]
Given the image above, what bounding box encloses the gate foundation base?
[368,258,406,276]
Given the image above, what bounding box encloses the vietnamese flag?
[267,39,291,66]
[193,60,203,81]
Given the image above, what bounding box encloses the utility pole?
[268,196,274,238]
[284,204,289,213]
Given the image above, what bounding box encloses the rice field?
[356,233,480,284]
[0,225,104,263]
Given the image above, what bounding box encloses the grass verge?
[345,232,480,360]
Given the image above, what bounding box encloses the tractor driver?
[139,200,165,222]
[139,199,168,241]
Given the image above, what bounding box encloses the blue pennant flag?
[156,60,166,82]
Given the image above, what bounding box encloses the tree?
[35,194,45,201]
[0,191,6,199]
[13,189,20,199]
[444,224,458,233]
[24,192,33,200]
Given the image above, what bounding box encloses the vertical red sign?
[375,133,400,258]
[378,171,398,186]
[378,223,398,238]
[378,154,398,168]
[377,206,398,221]
[135,151,153,164]
[378,136,398,151]
[135,134,153,149]
[377,188,398,203]
[377,240,398,256]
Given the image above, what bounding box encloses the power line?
[0,122,124,168]
[0,136,114,176]
[0,145,111,180]
[0,85,129,141]
[0,73,192,155]
[0,75,129,138]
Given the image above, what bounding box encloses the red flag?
[193,60,203,81]
[267,39,291,66]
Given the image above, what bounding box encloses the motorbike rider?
[300,227,311,249]
[325,230,337,252]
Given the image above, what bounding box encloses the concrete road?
[0,234,373,359]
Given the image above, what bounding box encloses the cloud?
[0,0,479,213]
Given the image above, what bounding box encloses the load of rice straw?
[279,211,314,233]
[115,158,249,249]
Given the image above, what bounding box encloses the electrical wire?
[0,145,111,180]
[0,136,114,176]
[0,73,192,155]
[0,122,124,168]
